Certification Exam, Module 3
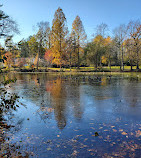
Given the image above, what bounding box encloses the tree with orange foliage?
[44,49,53,67]
[3,51,13,69]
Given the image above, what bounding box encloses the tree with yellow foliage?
[51,7,68,68]
[93,35,105,67]
[102,36,113,68]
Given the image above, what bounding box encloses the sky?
[1,0,141,43]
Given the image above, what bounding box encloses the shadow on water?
[0,72,141,157]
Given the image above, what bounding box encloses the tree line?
[0,6,141,71]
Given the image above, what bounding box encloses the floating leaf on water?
[91,127,95,130]
[88,148,95,152]
[57,145,60,147]
[47,148,52,151]
[122,132,127,135]
[84,138,88,142]
[130,132,134,135]
[72,150,78,156]
[76,135,83,137]
[135,130,141,137]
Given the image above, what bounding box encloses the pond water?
[1,72,141,157]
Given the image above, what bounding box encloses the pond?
[0,72,141,157]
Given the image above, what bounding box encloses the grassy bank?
[1,66,141,73]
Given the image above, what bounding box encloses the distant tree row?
[86,21,141,71]
[0,6,141,71]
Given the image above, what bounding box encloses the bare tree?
[36,21,51,69]
[95,23,108,38]
[127,20,141,70]
[113,24,127,71]
[0,5,19,38]
[37,21,51,49]
[71,16,87,69]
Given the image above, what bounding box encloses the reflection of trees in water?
[12,74,67,129]
[18,74,84,129]
[0,116,25,156]
[122,79,140,107]
[0,79,28,157]
[5,74,132,130]
[48,77,67,129]
[67,78,83,120]
[12,74,88,128]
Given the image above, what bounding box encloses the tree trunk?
[100,57,102,67]
[77,36,80,69]
[37,48,39,70]
[95,56,98,69]
[108,58,111,70]
[136,46,139,70]
[121,43,124,71]
[130,62,133,71]
[77,50,79,69]
[70,52,72,72]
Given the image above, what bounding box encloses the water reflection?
[8,73,141,126]
[47,77,67,129]
[1,73,141,157]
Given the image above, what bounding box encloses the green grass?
[1,66,141,73]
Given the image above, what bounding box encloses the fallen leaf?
[47,148,52,151]
[122,132,127,135]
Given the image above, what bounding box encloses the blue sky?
[1,0,141,43]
